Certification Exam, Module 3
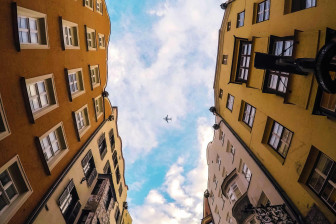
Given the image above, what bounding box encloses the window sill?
[65,45,80,50]
[47,149,69,173]
[96,112,103,121]
[88,47,97,51]
[20,44,50,50]
[239,120,252,132]
[0,131,11,141]
[96,11,103,15]
[92,83,101,89]
[85,5,94,11]
[71,90,86,100]
[0,191,33,224]
[263,143,286,165]
[99,46,106,49]
[32,104,59,120]
[78,125,91,140]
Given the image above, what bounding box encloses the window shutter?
[252,3,258,24]
[58,179,74,206]
[81,150,92,167]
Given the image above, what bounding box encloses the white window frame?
[67,68,85,100]
[84,0,94,10]
[94,95,103,120]
[242,163,252,182]
[242,103,256,128]
[227,183,242,204]
[0,155,33,223]
[86,27,96,50]
[16,6,49,49]
[0,94,11,141]
[24,74,59,121]
[226,94,234,111]
[268,121,293,158]
[96,0,103,14]
[61,19,80,50]
[237,11,245,28]
[74,105,91,139]
[38,122,69,173]
[98,33,105,49]
[89,65,100,89]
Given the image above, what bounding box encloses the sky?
[105,0,223,223]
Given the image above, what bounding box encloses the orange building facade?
[0,0,131,223]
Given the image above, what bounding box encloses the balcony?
[232,193,251,224]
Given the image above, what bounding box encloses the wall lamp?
[80,177,87,184]
[220,3,228,9]
[204,189,210,198]
[102,90,109,98]
[108,115,114,121]
[209,106,223,130]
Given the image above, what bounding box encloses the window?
[236,41,252,82]
[229,144,235,161]
[265,37,294,95]
[268,121,293,158]
[227,21,231,31]
[109,129,115,151]
[61,19,79,50]
[66,68,85,101]
[96,0,103,14]
[242,163,252,182]
[94,95,103,120]
[237,11,245,28]
[58,179,81,224]
[307,152,336,213]
[38,122,68,173]
[115,206,120,222]
[219,89,223,99]
[227,183,242,203]
[222,55,228,65]
[0,156,32,223]
[242,103,256,128]
[98,33,105,48]
[98,134,107,160]
[257,0,270,23]
[89,65,100,89]
[15,6,49,50]
[257,191,270,206]
[81,150,97,187]
[73,105,90,139]
[291,0,316,12]
[118,184,123,197]
[103,161,111,174]
[0,94,11,141]
[84,0,94,10]
[85,26,96,50]
[116,167,121,184]
[112,151,118,168]
[226,94,234,111]
[23,74,58,121]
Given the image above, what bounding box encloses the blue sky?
[105,0,223,223]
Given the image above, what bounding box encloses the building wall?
[207,116,288,224]
[33,106,128,224]
[213,0,336,222]
[0,0,122,223]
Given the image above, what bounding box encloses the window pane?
[0,171,11,186]
[0,194,7,211]
[5,184,17,200]
[40,95,48,107]
[269,74,278,89]
[284,41,294,56]
[316,154,333,176]
[20,31,29,43]
[309,171,326,193]
[30,33,38,44]
[29,19,37,31]
[275,41,283,56]
[37,82,46,93]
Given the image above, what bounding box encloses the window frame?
[14,5,49,50]
[236,11,245,28]
[73,104,91,140]
[307,152,336,214]
[242,102,256,128]
[85,26,97,51]
[98,33,106,49]
[58,179,81,223]
[267,121,293,159]
[93,95,104,121]
[84,0,94,10]
[21,73,59,123]
[89,65,101,89]
[81,150,97,187]
[0,94,11,141]
[96,0,103,14]
[263,36,294,96]
[65,68,85,101]
[256,0,270,23]
[36,122,69,174]
[226,94,234,111]
[0,155,33,223]
[290,0,317,13]
[60,18,80,50]
[236,41,252,82]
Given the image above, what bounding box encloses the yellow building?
[210,0,336,223]
[0,0,132,223]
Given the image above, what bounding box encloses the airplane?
[163,115,172,123]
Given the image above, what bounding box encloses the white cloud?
[130,118,213,224]
[107,0,222,162]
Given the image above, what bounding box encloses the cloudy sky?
[105,0,223,223]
